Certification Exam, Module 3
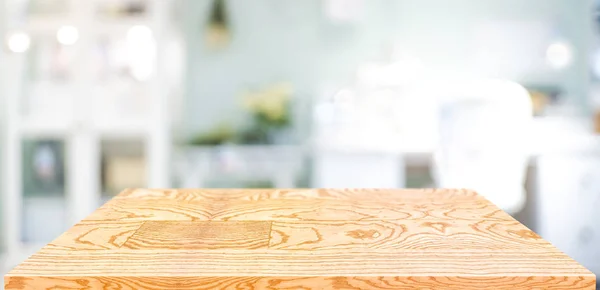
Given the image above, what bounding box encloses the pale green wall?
[182,0,323,139]
[182,0,594,137]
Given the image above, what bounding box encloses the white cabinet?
[1,0,180,270]
[537,153,600,274]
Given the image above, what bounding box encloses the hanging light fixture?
[205,0,230,49]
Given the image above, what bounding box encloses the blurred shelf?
[177,145,305,188]
[183,144,304,153]
[25,17,69,33]
[93,0,150,24]
[18,119,150,137]
[18,118,72,136]
[24,14,150,34]
[93,17,151,29]
[95,120,150,137]
[24,81,152,94]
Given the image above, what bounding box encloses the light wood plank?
[6,249,593,276]
[4,274,596,290]
[4,188,595,289]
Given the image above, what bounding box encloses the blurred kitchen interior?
[2,0,600,282]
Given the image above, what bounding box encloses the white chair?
[312,149,404,188]
[430,78,532,214]
[311,77,407,189]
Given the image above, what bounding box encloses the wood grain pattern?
[4,188,596,289]
[268,219,554,250]
[45,221,143,251]
[124,221,271,250]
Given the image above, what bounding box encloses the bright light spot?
[7,31,31,53]
[126,25,156,81]
[546,41,573,69]
[56,25,79,45]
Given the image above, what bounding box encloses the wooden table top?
[5,188,595,289]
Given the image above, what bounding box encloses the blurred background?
[1,0,600,283]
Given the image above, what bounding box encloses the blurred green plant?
[188,82,294,145]
[241,82,292,128]
[188,123,235,146]
[239,82,293,144]
[242,179,274,188]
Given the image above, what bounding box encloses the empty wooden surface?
[4,188,596,289]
